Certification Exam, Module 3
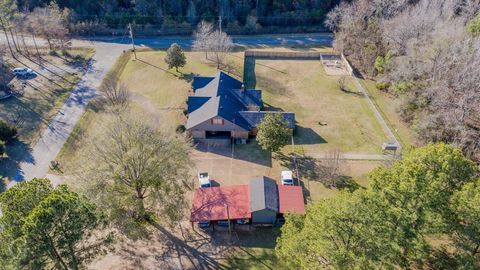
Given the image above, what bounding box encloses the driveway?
[190,142,281,187]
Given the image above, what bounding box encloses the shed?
[249,177,278,224]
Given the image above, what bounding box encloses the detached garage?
[190,176,305,228]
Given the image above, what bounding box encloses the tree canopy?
[0,178,110,270]
[88,114,192,223]
[165,43,186,72]
[256,113,292,152]
[276,143,479,269]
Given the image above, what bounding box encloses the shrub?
[176,124,186,134]
[0,120,17,142]
[375,82,389,91]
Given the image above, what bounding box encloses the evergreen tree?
[0,178,111,269]
[165,43,186,72]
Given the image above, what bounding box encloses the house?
[186,71,295,140]
[190,177,305,226]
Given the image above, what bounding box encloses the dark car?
[216,220,231,227]
[198,221,211,229]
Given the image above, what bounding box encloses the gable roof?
[187,72,250,130]
[249,177,279,212]
[186,71,295,131]
[192,76,214,90]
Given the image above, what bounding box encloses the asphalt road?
[78,33,334,48]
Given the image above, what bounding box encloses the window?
[211,118,224,125]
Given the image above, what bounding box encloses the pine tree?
[165,43,186,72]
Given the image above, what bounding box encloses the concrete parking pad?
[190,142,284,187]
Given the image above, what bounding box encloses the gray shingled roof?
[249,177,279,212]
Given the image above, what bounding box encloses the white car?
[12,68,34,77]
[198,172,211,188]
[281,170,294,186]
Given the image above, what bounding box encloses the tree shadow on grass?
[150,221,230,270]
[336,176,364,192]
[0,139,33,182]
[178,72,199,83]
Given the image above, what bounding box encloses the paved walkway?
[7,41,129,187]
[306,152,399,161]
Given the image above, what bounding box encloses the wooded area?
[326,0,480,161]
[12,0,339,34]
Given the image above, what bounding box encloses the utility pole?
[128,23,137,60]
[219,15,222,32]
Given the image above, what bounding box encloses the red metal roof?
[190,185,252,222]
[278,185,306,214]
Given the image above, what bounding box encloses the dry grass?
[360,79,417,147]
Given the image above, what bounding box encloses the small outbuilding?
[190,177,305,227]
[249,177,279,224]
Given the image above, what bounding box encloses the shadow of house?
[293,126,327,145]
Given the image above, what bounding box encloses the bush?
[375,82,389,91]
[176,124,186,134]
[0,120,17,142]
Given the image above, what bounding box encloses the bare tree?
[27,2,71,51]
[88,113,193,222]
[323,149,344,188]
[209,30,233,69]
[192,20,213,59]
[99,73,130,110]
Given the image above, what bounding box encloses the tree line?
[325,0,480,162]
[277,143,480,269]
[7,0,339,33]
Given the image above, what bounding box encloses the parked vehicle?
[12,68,34,77]
[281,170,294,186]
[236,218,250,225]
[198,221,210,229]
[216,220,231,227]
[198,172,211,188]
